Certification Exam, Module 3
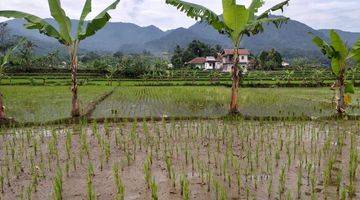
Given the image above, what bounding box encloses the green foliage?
[78,0,120,41]
[349,38,360,63]
[166,0,289,47]
[170,40,222,68]
[165,0,228,33]
[311,30,351,77]
[259,49,283,70]
[0,0,120,44]
[0,11,65,44]
[345,82,355,94]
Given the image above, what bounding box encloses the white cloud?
[0,0,359,32]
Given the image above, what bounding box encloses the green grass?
[0,85,113,123]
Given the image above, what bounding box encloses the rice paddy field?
[2,85,357,123]
[93,87,360,119]
[0,119,359,199]
[0,85,113,123]
[0,85,359,200]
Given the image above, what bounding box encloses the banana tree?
[282,70,294,84]
[311,30,360,115]
[0,0,120,117]
[0,39,24,120]
[166,0,290,114]
[105,65,119,86]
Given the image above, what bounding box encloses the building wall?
[223,55,248,63]
[204,62,214,70]
[194,64,204,69]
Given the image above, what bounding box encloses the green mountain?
[3,18,360,59]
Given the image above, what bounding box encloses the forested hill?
[4,17,360,58]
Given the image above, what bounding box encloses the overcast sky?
[0,0,359,32]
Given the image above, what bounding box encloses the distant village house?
[186,49,250,72]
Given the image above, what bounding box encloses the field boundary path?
[1,113,360,129]
[82,88,116,118]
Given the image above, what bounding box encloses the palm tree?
[166,0,290,114]
[311,30,360,115]
[0,0,120,117]
[0,39,24,120]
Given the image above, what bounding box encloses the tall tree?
[311,30,360,115]
[166,0,289,113]
[171,45,184,68]
[0,23,13,55]
[19,40,37,71]
[0,0,120,117]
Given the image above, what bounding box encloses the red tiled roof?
[187,57,206,64]
[222,49,250,56]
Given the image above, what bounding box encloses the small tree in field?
[166,0,290,114]
[311,30,360,115]
[0,0,120,117]
[105,65,120,86]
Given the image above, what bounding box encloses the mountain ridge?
[3,18,360,58]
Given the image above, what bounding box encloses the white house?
[186,57,207,69]
[282,61,290,67]
[204,56,222,70]
[186,48,250,72]
[220,49,250,72]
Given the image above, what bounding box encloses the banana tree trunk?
[229,48,240,114]
[0,92,5,120]
[69,43,80,118]
[337,70,346,115]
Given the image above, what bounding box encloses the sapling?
[113,163,125,200]
[87,163,96,200]
[53,168,63,200]
[164,154,172,179]
[279,165,286,198]
[335,170,342,193]
[80,130,91,160]
[213,179,220,200]
[104,140,111,164]
[207,169,212,192]
[296,161,303,199]
[150,177,158,200]
[0,175,3,193]
[143,156,152,188]
[310,168,317,200]
[339,185,346,200]
[171,170,176,189]
[104,119,110,139]
[348,134,359,197]
[72,156,77,171]
[286,190,292,200]
[267,175,273,199]
[99,151,104,171]
[65,130,73,160]
[236,168,241,195]
[26,183,33,200]
[180,175,190,200]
